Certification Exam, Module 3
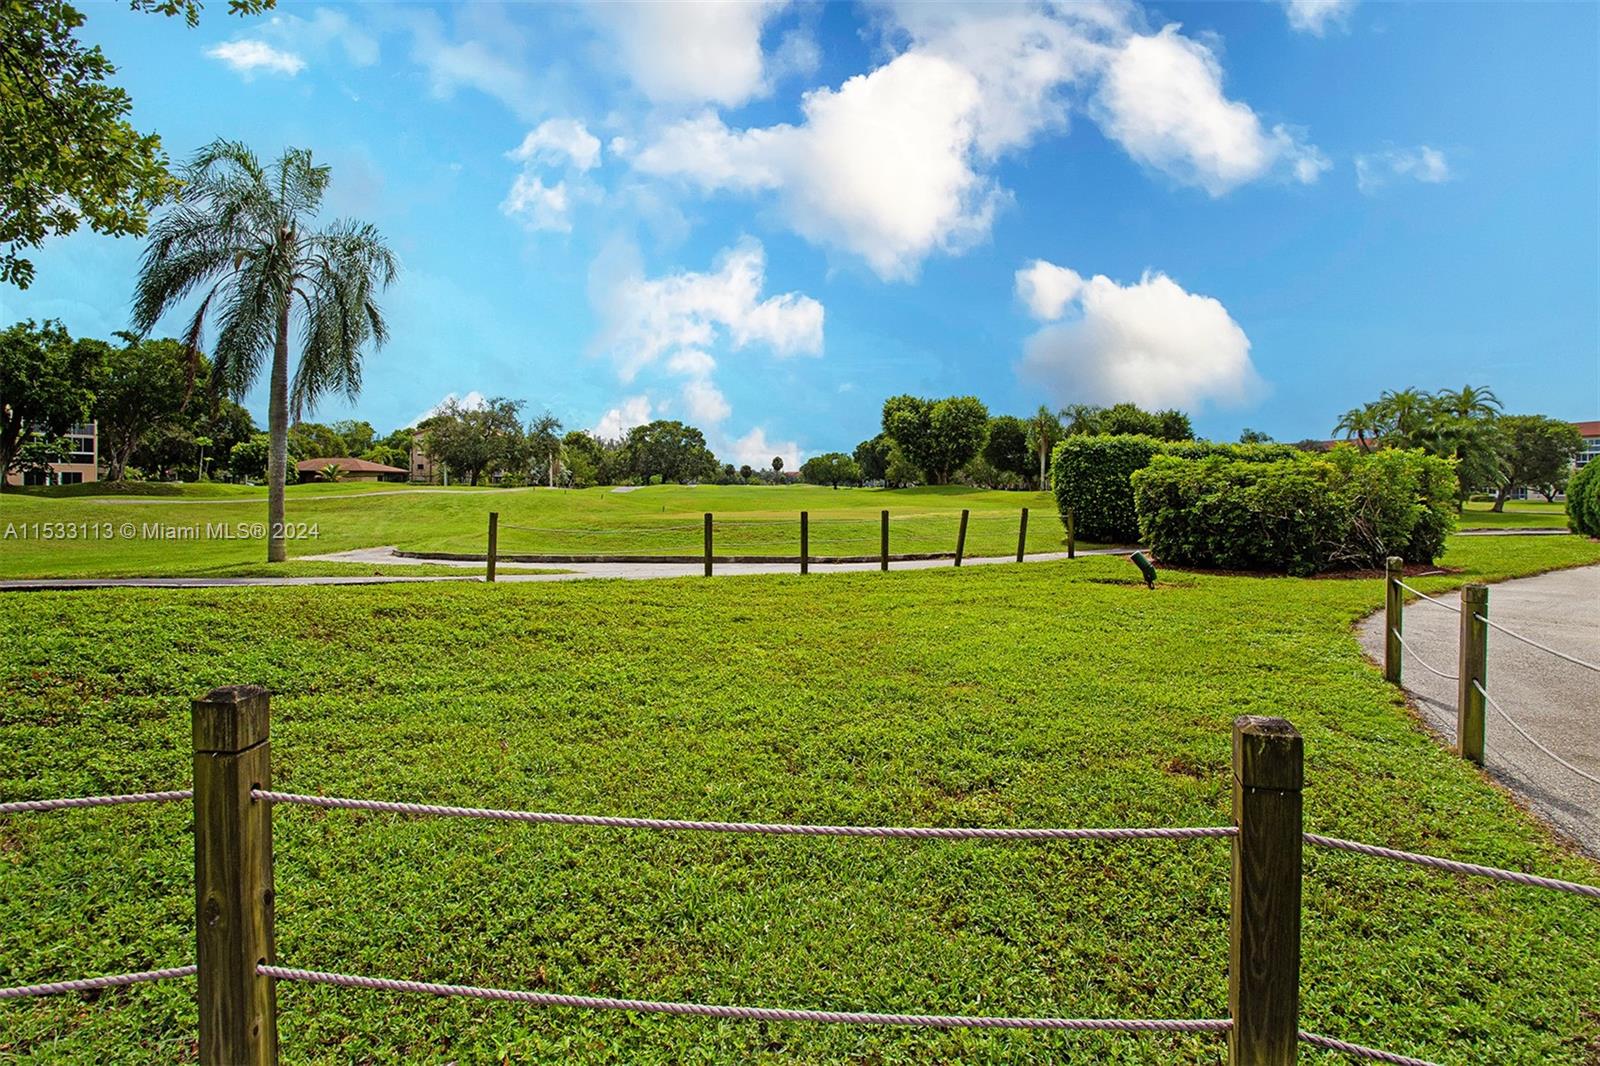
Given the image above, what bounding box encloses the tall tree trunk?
[1491,485,1507,512]
[266,299,290,563]
[1039,444,1047,490]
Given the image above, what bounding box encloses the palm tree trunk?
[1038,444,1046,490]
[266,299,290,563]
[1491,485,1507,512]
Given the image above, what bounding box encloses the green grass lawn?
[2,534,1598,1063]
[0,484,1083,578]
[126,561,567,579]
[1458,500,1570,529]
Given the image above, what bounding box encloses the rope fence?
[1475,682,1600,788]
[258,965,1231,1032]
[7,692,1597,1066]
[1392,579,1459,613]
[1474,613,1600,673]
[1388,629,1458,681]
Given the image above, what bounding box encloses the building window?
[58,471,83,485]
[23,470,49,486]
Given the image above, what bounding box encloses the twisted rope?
[1475,614,1600,673]
[1475,681,1600,787]
[0,789,192,815]
[1392,581,1459,613]
[1389,630,1458,681]
[1303,833,1600,899]
[1299,1030,1441,1065]
[260,965,1231,1032]
[0,965,197,1000]
[253,790,1235,842]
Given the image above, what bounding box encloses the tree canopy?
[421,397,526,486]
[799,452,861,488]
[617,420,719,484]
[1494,415,1583,508]
[0,319,102,484]
[881,394,989,484]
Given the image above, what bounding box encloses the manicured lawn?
[1,535,1597,1063]
[1458,500,1570,529]
[0,484,1081,579]
[129,562,567,579]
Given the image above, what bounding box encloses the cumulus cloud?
[509,118,602,171]
[1355,145,1451,193]
[1093,26,1328,195]
[1016,261,1260,410]
[594,395,654,439]
[205,40,306,76]
[1015,259,1086,321]
[589,1,789,107]
[413,390,487,424]
[726,426,800,471]
[1281,0,1357,36]
[632,5,1323,278]
[501,175,573,232]
[594,239,823,383]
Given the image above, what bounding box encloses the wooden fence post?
[486,511,499,583]
[704,513,713,577]
[1383,557,1403,683]
[1066,508,1076,559]
[800,511,809,575]
[954,509,969,567]
[1016,507,1028,563]
[880,510,889,572]
[1230,715,1302,1066]
[194,686,278,1066]
[1457,584,1488,765]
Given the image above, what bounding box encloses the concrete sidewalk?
[1356,565,1600,856]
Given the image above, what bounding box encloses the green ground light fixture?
[1130,551,1157,588]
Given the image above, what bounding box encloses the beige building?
[5,422,98,487]
[294,457,408,483]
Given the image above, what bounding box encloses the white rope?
[260,965,1231,1032]
[253,790,1235,842]
[0,965,197,999]
[1303,833,1600,899]
[1392,580,1460,614]
[1299,1030,1441,1065]
[1475,614,1600,673]
[1389,630,1458,681]
[1475,681,1600,787]
[0,789,192,815]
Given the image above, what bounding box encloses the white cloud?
[727,426,800,471]
[1093,25,1327,195]
[414,390,487,424]
[205,40,306,76]
[589,1,789,107]
[500,175,573,232]
[594,239,823,382]
[404,8,539,118]
[509,118,602,172]
[1017,262,1261,410]
[1015,259,1086,321]
[594,395,654,439]
[1281,0,1357,36]
[681,379,732,424]
[1355,145,1452,194]
[633,5,1322,278]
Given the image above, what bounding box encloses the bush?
[1569,460,1600,537]
[1050,435,1300,543]
[1131,448,1458,575]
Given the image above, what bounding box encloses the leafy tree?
[884,441,920,488]
[1238,428,1273,444]
[982,415,1031,484]
[330,419,376,456]
[0,319,102,485]
[738,463,753,481]
[799,452,861,489]
[421,397,526,486]
[287,422,344,461]
[853,434,890,483]
[1493,415,1583,510]
[527,412,563,487]
[772,456,783,474]
[92,334,189,481]
[12,434,70,482]
[1057,402,1191,441]
[229,433,270,481]
[1025,406,1061,488]
[617,420,718,484]
[132,141,396,561]
[561,429,611,488]
[1,0,271,288]
[881,394,989,483]
[1333,404,1382,451]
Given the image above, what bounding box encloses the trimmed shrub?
[1131,448,1457,575]
[1050,434,1300,543]
[1569,459,1600,538]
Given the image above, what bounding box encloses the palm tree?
[1026,404,1061,487]
[132,141,396,562]
[1376,388,1429,447]
[1332,404,1381,451]
[528,412,563,487]
[1433,384,1501,422]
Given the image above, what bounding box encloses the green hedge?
[1050,435,1300,543]
[1568,459,1600,537]
[1130,448,1457,575]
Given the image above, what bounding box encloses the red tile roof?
[294,457,407,474]
[1573,420,1600,437]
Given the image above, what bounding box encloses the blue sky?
[2,0,1596,467]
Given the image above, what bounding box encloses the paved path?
[0,545,1137,591]
[1357,566,1600,856]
